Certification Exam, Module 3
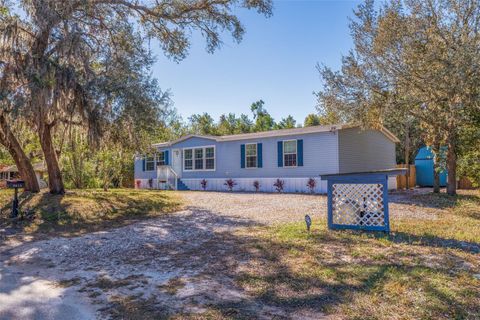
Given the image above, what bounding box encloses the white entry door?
[172,149,182,178]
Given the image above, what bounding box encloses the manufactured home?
[134,124,399,193]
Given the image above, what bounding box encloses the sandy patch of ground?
[1,206,315,319]
[0,264,95,320]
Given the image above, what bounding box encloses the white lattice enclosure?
[332,183,385,227]
[321,171,400,233]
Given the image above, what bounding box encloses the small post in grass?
[7,180,25,219]
[305,214,312,232]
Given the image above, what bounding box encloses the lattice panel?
[332,183,385,227]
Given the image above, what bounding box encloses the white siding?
[180,177,327,194]
[136,176,393,193]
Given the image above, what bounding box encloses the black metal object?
[7,180,25,218]
[305,214,312,231]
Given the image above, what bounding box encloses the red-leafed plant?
[273,179,285,193]
[224,178,237,191]
[135,180,141,189]
[306,178,316,193]
[253,180,260,192]
[200,179,207,190]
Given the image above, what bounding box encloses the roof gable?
[153,134,217,148]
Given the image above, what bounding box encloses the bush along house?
[134,124,399,193]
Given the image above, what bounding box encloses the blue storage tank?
[415,146,447,187]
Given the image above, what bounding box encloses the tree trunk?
[69,129,84,189]
[404,121,411,189]
[446,139,457,196]
[433,166,440,193]
[6,142,40,193]
[29,33,65,194]
[39,122,65,194]
[432,143,440,193]
[0,115,40,192]
[103,172,109,191]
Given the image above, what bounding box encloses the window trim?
[194,147,204,170]
[156,151,166,166]
[245,143,258,169]
[204,146,215,170]
[283,139,298,168]
[183,149,193,171]
[145,155,156,171]
[183,145,216,172]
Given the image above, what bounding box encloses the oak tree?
[0,0,272,194]
[317,0,480,195]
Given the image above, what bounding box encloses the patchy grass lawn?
[392,190,480,245]
[0,189,183,237]
[234,190,480,319]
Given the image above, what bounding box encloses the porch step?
[177,179,190,191]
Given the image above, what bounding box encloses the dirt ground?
[0,190,477,319]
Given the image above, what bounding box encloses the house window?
[184,149,193,170]
[145,156,155,171]
[205,147,215,170]
[283,140,297,167]
[246,143,257,168]
[194,148,204,170]
[156,151,166,166]
[183,146,215,171]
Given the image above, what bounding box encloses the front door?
[172,149,182,178]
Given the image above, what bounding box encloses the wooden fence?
[396,164,416,190]
[396,165,476,190]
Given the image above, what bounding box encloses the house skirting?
[135,179,172,190]
[135,176,397,193]
[182,177,328,193]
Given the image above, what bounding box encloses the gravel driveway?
[0,190,444,319]
[179,189,443,223]
[181,191,326,225]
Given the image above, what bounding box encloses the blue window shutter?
[297,139,303,166]
[142,157,146,171]
[164,150,169,165]
[240,144,245,168]
[257,143,263,168]
[277,141,283,167]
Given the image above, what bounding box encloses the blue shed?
[415,146,447,187]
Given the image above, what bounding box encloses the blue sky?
[152,0,361,124]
